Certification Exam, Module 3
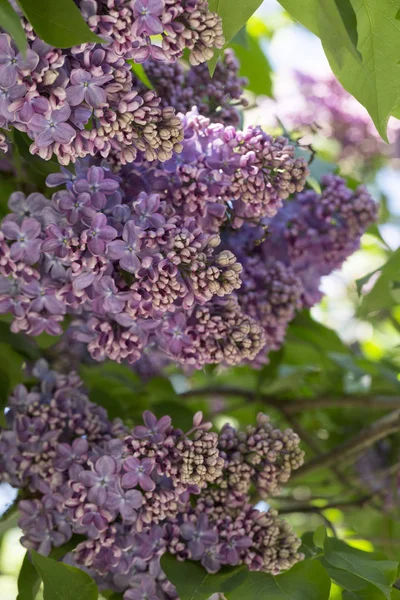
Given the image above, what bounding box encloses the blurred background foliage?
[2,0,400,598]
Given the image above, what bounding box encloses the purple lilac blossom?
[0,363,304,598]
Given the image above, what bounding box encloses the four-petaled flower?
[2,218,42,264]
[106,220,142,273]
[180,514,218,560]
[134,410,171,444]
[132,0,164,37]
[121,457,155,492]
[79,455,119,506]
[82,213,117,256]
[92,276,131,315]
[74,166,120,209]
[0,33,39,88]
[29,104,76,148]
[106,482,143,521]
[66,69,112,108]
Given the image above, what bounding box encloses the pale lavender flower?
[106,483,143,521]
[92,276,131,315]
[124,577,159,600]
[66,69,112,108]
[74,166,120,209]
[180,514,218,560]
[2,218,42,264]
[29,104,76,148]
[132,0,164,37]
[106,221,141,273]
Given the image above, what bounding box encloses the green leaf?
[161,555,248,600]
[31,550,98,600]
[322,537,398,600]
[17,553,41,600]
[230,32,273,97]
[231,26,249,49]
[129,61,154,90]
[358,249,400,318]
[0,505,19,537]
[208,0,263,74]
[0,0,27,53]
[16,0,103,48]
[161,555,331,600]
[229,560,331,600]
[317,0,361,64]
[278,0,400,140]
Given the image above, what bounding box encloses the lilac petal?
[88,236,105,256]
[53,104,71,123]
[143,411,157,429]
[189,540,205,560]
[88,486,107,506]
[73,437,89,455]
[143,15,164,34]
[0,63,17,88]
[36,128,55,149]
[138,473,155,492]
[86,85,107,108]
[120,252,140,274]
[52,122,76,145]
[79,471,100,487]
[29,113,49,131]
[122,221,138,245]
[17,49,39,72]
[180,523,195,540]
[141,458,154,474]
[88,166,104,185]
[134,425,151,439]
[21,218,40,238]
[71,69,91,85]
[2,220,20,239]
[121,471,138,489]
[106,240,126,260]
[99,179,119,193]
[92,212,107,229]
[66,85,86,107]
[96,455,116,477]
[100,225,118,241]
[126,489,143,509]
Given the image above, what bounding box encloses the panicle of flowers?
[0,159,244,364]
[140,48,248,126]
[225,174,377,360]
[0,362,304,598]
[124,107,309,231]
[0,0,228,167]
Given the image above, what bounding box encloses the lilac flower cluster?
[140,48,248,126]
[0,362,304,598]
[0,0,226,165]
[226,174,377,360]
[287,71,399,168]
[0,107,312,367]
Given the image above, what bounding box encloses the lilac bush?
[0,361,304,597]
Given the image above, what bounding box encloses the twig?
[180,387,400,412]
[277,494,373,515]
[291,409,400,480]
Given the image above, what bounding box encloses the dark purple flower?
[55,438,89,471]
[132,0,164,37]
[74,503,113,539]
[133,192,165,229]
[82,213,117,256]
[79,455,119,506]
[74,166,120,209]
[57,190,96,225]
[133,410,171,444]
[2,218,42,264]
[41,224,73,259]
[121,457,155,492]
[29,104,76,148]
[106,221,141,273]
[106,482,143,521]
[180,514,218,560]
[92,276,131,315]
[160,313,191,354]
[220,535,252,565]
[66,69,112,108]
